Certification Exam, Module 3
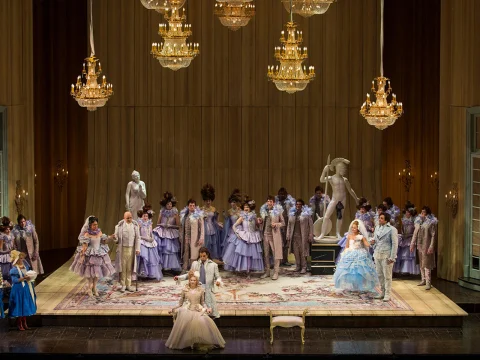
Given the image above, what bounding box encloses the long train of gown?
[333,236,379,292]
[165,287,225,350]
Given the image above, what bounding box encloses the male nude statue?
[314,158,359,240]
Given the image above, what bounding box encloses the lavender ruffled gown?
[137,219,163,280]
[70,232,115,279]
[153,208,181,271]
[394,216,420,274]
[223,211,264,272]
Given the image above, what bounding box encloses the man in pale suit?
[113,212,141,292]
[286,199,314,274]
[371,212,399,301]
[175,247,223,318]
[180,199,205,272]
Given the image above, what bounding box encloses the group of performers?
[0,170,438,349]
[0,215,43,330]
[334,197,438,298]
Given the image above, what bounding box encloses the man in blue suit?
[371,212,398,302]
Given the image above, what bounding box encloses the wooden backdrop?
[382,0,440,216]
[86,0,383,234]
[0,0,35,220]
[437,0,480,282]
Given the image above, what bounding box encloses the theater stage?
[32,261,467,328]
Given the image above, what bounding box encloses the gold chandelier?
[282,0,337,17]
[140,0,186,14]
[151,1,199,71]
[71,0,113,111]
[267,0,315,94]
[360,0,403,130]
[214,1,256,31]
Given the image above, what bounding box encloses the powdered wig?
[201,183,216,201]
[383,197,394,207]
[403,201,417,216]
[138,204,154,219]
[228,188,242,204]
[356,197,372,212]
[160,191,177,207]
[242,195,256,211]
[0,216,13,232]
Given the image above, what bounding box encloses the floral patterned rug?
[54,269,412,312]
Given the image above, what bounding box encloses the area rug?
[54,269,412,311]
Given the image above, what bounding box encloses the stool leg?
[301,326,305,344]
[270,326,274,344]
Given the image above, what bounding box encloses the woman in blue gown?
[9,250,37,330]
[333,219,379,293]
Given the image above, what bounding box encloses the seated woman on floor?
[166,271,225,350]
[333,219,379,294]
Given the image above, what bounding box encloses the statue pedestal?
[313,235,340,245]
[310,241,341,275]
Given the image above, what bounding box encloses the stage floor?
[33,260,467,327]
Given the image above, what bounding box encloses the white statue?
[125,170,147,220]
[314,157,359,241]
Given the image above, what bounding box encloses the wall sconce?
[398,160,414,193]
[430,171,439,192]
[14,180,28,215]
[54,161,69,191]
[445,182,458,218]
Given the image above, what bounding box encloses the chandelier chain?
[380,0,384,77]
[89,0,95,56]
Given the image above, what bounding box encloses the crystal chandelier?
[214,1,256,31]
[282,0,337,17]
[267,0,315,94]
[360,0,403,130]
[140,0,186,14]
[71,0,113,111]
[151,0,199,71]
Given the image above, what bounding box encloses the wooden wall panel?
[437,0,480,281]
[84,0,384,234]
[382,0,440,215]
[0,0,34,223]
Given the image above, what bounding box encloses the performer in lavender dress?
[394,202,420,275]
[336,198,375,262]
[70,216,116,297]
[383,197,401,228]
[0,217,15,283]
[137,205,163,281]
[200,184,223,261]
[221,189,242,259]
[223,197,264,275]
[154,192,181,271]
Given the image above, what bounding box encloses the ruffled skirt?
[223,234,264,272]
[204,231,222,260]
[70,247,115,279]
[165,307,225,350]
[137,243,163,280]
[394,234,420,274]
[334,248,379,292]
[153,231,181,271]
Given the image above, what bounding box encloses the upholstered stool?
[268,309,308,344]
